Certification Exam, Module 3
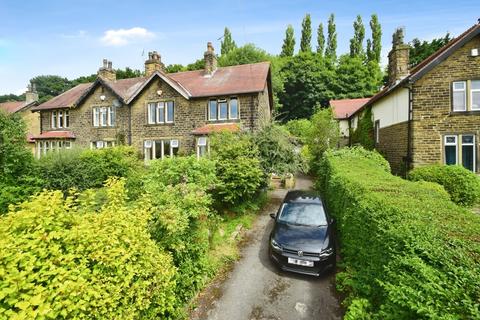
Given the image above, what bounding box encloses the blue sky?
[0,0,478,95]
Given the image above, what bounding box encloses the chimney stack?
[387,28,410,86]
[98,59,116,81]
[144,51,165,76]
[25,82,38,105]
[204,42,217,76]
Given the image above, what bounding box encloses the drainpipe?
[127,104,132,145]
[347,113,352,146]
[406,84,413,176]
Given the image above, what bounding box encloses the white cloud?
[100,27,155,46]
[60,30,88,39]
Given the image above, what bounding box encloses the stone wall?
[411,34,480,170]
[377,121,409,175]
[38,76,271,156]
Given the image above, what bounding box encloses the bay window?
[144,139,179,161]
[147,101,174,124]
[36,140,73,158]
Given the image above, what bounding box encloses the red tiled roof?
[0,101,27,113]
[169,62,270,97]
[31,83,92,111]
[192,123,240,135]
[33,131,76,140]
[32,62,271,111]
[330,98,371,119]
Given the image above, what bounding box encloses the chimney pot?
[25,82,39,104]
[98,59,116,81]
[387,28,410,86]
[144,50,165,76]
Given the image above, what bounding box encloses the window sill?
[207,119,240,123]
[144,123,175,127]
[449,110,480,116]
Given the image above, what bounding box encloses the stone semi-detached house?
[31,43,273,159]
[330,98,370,146]
[349,22,480,175]
[0,84,39,153]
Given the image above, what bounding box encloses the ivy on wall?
[350,107,374,150]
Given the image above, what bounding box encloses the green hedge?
[408,164,480,207]
[318,147,480,319]
[0,178,177,319]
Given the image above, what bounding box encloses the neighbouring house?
[0,84,39,153]
[30,43,273,159]
[350,22,480,175]
[330,98,370,146]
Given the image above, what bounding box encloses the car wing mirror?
[270,213,276,219]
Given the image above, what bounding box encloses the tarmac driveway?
[191,175,342,320]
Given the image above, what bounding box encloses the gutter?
[405,83,414,176]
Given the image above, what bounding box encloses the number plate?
[288,257,314,267]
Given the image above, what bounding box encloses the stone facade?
[38,73,271,157]
[377,121,409,175]
[388,28,410,85]
[411,34,480,170]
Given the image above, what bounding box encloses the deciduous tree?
[349,15,365,57]
[316,23,325,56]
[300,14,312,53]
[221,27,237,55]
[280,25,296,57]
[325,14,337,60]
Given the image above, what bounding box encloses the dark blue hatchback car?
[269,190,336,276]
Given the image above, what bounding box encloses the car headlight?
[319,248,334,258]
[270,239,282,252]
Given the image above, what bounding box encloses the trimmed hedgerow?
[0,178,177,319]
[408,164,480,207]
[318,147,480,319]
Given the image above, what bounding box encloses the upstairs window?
[51,110,70,129]
[471,80,480,110]
[91,140,115,149]
[208,97,239,121]
[147,101,174,124]
[452,81,466,111]
[93,107,115,127]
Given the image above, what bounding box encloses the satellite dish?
[112,99,121,107]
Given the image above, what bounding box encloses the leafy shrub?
[253,124,307,175]
[146,155,217,191]
[144,178,213,305]
[284,118,312,144]
[36,146,144,198]
[0,178,177,319]
[350,107,374,150]
[209,132,264,206]
[305,108,340,173]
[408,164,480,206]
[318,147,480,319]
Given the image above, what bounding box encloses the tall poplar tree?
[280,25,296,57]
[221,27,237,55]
[349,15,365,57]
[300,14,312,53]
[370,14,382,62]
[316,23,325,56]
[325,14,337,60]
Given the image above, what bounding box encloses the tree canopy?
[316,23,325,56]
[325,14,337,60]
[409,33,451,67]
[300,14,312,53]
[280,25,295,57]
[349,15,365,57]
[221,27,237,55]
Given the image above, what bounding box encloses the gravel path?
[191,174,342,320]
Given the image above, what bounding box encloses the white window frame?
[218,99,228,120]
[374,120,380,144]
[148,103,156,124]
[229,98,239,119]
[208,100,218,121]
[166,101,174,123]
[108,107,115,126]
[64,110,70,128]
[144,139,179,161]
[452,81,467,112]
[156,102,165,123]
[471,80,480,111]
[444,135,459,165]
[461,134,476,172]
[93,108,100,127]
[51,111,57,129]
[196,137,208,158]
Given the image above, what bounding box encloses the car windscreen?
[278,203,327,227]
